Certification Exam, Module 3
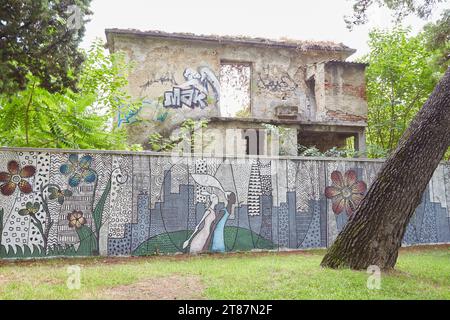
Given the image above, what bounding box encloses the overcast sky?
[81,0,447,60]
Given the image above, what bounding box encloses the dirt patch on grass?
[99,275,205,300]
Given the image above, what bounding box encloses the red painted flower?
[0,160,36,196]
[325,170,367,217]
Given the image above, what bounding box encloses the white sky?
[81,0,448,59]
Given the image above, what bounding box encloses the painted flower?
[18,202,40,217]
[60,154,96,188]
[48,187,73,205]
[325,170,367,217]
[67,210,86,229]
[0,160,36,196]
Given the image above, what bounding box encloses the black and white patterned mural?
[0,148,449,258]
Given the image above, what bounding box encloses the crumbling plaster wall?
[308,61,367,124]
[115,35,221,146]
[111,34,365,150]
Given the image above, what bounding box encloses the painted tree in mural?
[321,68,450,269]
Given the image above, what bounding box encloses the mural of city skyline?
[0,149,449,258]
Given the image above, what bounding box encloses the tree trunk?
[321,68,450,270]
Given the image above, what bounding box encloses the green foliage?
[148,132,181,152]
[361,27,439,157]
[0,0,92,94]
[345,0,445,29]
[422,9,450,74]
[128,144,144,151]
[297,144,363,158]
[0,41,138,150]
[148,119,210,153]
[78,39,140,118]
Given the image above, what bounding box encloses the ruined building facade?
[106,29,368,156]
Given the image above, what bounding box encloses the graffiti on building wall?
[117,99,172,128]
[164,86,208,109]
[139,72,178,93]
[256,64,298,94]
[117,106,142,128]
[0,150,449,259]
[117,66,220,127]
[163,66,220,109]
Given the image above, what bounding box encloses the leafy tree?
[345,0,445,29]
[0,0,92,94]
[321,68,450,269]
[422,9,450,73]
[0,41,139,150]
[148,119,210,153]
[319,0,450,271]
[362,28,438,157]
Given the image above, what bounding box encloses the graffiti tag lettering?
[257,74,298,93]
[139,73,178,91]
[256,65,298,93]
[163,66,220,109]
[117,106,142,127]
[163,86,208,109]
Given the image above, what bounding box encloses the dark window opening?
[297,131,352,154]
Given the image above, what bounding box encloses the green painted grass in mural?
[224,226,274,251]
[0,243,81,258]
[133,230,193,255]
[0,246,449,299]
[133,227,274,256]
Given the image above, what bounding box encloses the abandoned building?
[105,29,368,156]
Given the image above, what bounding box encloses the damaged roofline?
[105,28,357,55]
[324,59,368,68]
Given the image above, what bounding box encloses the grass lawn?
[0,245,448,300]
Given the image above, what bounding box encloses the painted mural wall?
[0,148,449,259]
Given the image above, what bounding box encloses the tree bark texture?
[321,68,450,270]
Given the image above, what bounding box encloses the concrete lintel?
[297,124,365,134]
[209,116,366,129]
